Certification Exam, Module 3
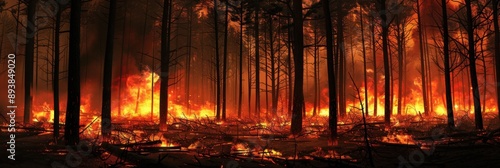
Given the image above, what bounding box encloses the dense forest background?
[0,0,499,144]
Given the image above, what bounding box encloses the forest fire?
[2,0,500,167]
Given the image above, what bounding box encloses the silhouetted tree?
[291,0,304,135]
[65,0,82,145]
[160,0,172,131]
[24,0,37,124]
[493,0,500,120]
[101,0,117,138]
[441,0,454,128]
[465,0,483,129]
[322,0,338,145]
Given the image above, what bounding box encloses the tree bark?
[214,0,221,121]
[65,0,81,145]
[24,0,37,124]
[270,14,278,117]
[323,0,337,145]
[336,0,346,118]
[371,16,378,116]
[101,0,117,138]
[238,2,244,118]
[53,4,62,140]
[441,0,454,128]
[291,0,304,135]
[222,0,228,120]
[378,0,391,128]
[493,0,500,120]
[416,0,429,116]
[254,0,261,118]
[360,5,368,116]
[160,0,171,131]
[465,0,483,129]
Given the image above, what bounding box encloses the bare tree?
[322,0,338,146]
[493,0,500,120]
[24,0,37,124]
[291,0,304,135]
[101,0,117,138]
[160,0,172,131]
[465,0,483,129]
[65,0,81,145]
[441,0,454,128]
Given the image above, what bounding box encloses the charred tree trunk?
[118,1,128,116]
[378,0,392,128]
[323,0,337,145]
[65,0,81,145]
[270,15,278,117]
[493,0,500,120]
[248,30,252,117]
[371,16,378,116]
[360,5,368,116]
[238,3,244,118]
[160,0,171,131]
[101,0,117,138]
[214,0,221,121]
[313,28,318,116]
[255,0,261,118]
[442,0,454,128]
[24,0,37,124]
[222,0,228,121]
[291,0,304,135]
[185,6,193,114]
[53,4,62,140]
[465,0,483,129]
[416,0,429,116]
[396,23,403,116]
[336,0,346,118]
[288,17,293,116]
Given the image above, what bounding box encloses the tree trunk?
[101,0,117,138]
[416,0,429,116]
[379,0,391,128]
[159,0,171,131]
[248,30,253,117]
[288,17,293,116]
[493,0,500,120]
[185,6,193,115]
[118,1,128,116]
[441,0,454,128]
[313,28,318,116]
[336,0,346,118]
[270,14,278,117]
[65,0,81,145]
[238,3,244,118]
[24,0,37,124]
[53,5,61,140]
[371,16,378,116]
[360,5,368,116]
[291,0,304,135]
[255,1,261,118]
[222,0,228,121]
[214,0,221,120]
[323,0,337,145]
[396,20,405,116]
[465,0,483,129]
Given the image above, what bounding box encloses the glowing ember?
[382,133,416,145]
[262,149,282,157]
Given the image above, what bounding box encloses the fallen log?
[102,143,181,168]
[113,140,162,147]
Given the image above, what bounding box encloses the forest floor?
[1,114,500,168]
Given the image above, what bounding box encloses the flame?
[382,133,416,145]
[111,69,215,123]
